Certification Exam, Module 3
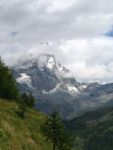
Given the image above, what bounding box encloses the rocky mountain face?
[12,54,113,119]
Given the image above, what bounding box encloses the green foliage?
[0,57,35,119]
[0,57,18,100]
[42,111,73,150]
[72,137,84,150]
[84,120,113,150]
[17,93,35,118]
[18,102,27,119]
[20,93,35,108]
[57,130,73,150]
[65,106,113,150]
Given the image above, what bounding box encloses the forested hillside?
[65,106,113,150]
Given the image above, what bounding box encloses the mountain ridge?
[12,54,113,119]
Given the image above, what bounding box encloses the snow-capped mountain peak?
[14,53,69,78]
[12,53,113,119]
[38,54,56,71]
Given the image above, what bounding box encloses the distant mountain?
[12,54,113,119]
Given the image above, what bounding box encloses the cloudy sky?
[0,0,113,83]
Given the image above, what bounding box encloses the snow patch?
[16,73,32,87]
[37,54,56,72]
[42,83,61,94]
[79,84,87,90]
[66,84,79,94]
[46,57,56,71]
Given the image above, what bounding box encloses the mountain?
[0,98,52,150]
[12,54,113,119]
[64,105,113,150]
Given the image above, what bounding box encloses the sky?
[0,0,113,83]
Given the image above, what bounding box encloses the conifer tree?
[0,57,18,100]
[20,93,35,108]
[42,111,73,150]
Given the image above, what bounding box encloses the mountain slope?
[65,106,113,150]
[0,99,52,150]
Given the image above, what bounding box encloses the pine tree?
[17,93,35,119]
[41,111,73,150]
[0,57,18,100]
[20,93,35,108]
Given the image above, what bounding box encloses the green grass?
[0,99,52,150]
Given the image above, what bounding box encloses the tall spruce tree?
[0,57,18,100]
[41,111,73,150]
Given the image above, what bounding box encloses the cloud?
[58,37,113,83]
[0,0,113,83]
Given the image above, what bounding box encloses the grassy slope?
[0,99,52,150]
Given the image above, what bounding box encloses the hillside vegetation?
[0,99,52,150]
[65,106,113,150]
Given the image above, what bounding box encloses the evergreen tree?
[0,57,18,100]
[41,111,72,150]
[20,93,35,108]
[18,100,27,119]
[17,93,35,119]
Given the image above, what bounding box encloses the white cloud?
[58,37,113,83]
[0,0,113,83]
[46,0,77,12]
